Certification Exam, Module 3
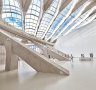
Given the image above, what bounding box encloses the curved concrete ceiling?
[1,0,96,43]
[59,0,72,12]
[83,1,96,13]
[44,0,53,11]
[19,0,53,13]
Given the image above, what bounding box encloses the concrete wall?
[0,45,6,64]
[54,20,96,57]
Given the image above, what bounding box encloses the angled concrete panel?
[0,20,70,61]
[59,0,72,12]
[0,29,69,75]
[0,20,54,46]
[44,0,53,11]
[19,0,32,13]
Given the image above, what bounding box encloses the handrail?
[0,18,70,60]
[31,41,69,61]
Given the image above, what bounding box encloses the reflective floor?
[0,59,96,90]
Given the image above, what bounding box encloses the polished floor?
[0,58,96,90]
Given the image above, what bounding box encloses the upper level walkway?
[0,19,69,75]
[0,19,71,61]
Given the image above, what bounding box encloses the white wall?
[54,20,96,57]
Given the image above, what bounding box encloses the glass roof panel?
[1,0,94,43]
[50,1,92,41]
[51,7,96,42]
[2,0,22,29]
[44,1,73,39]
[76,13,96,29]
[25,0,40,35]
[36,0,59,38]
[51,7,81,38]
[61,8,96,36]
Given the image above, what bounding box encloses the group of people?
[69,53,94,61]
[81,53,93,58]
[81,53,94,60]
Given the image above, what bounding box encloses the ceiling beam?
[51,6,96,42]
[59,0,72,12]
[46,0,82,41]
[77,12,96,29]
[41,0,73,39]
[35,0,61,38]
[82,1,96,13]
[89,9,96,16]
[49,0,93,41]
[34,0,44,36]
[41,0,62,39]
[34,0,53,37]
[44,0,53,11]
[19,0,32,13]
[63,7,96,36]
[72,0,87,12]
[36,0,73,39]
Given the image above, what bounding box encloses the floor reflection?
[0,59,96,90]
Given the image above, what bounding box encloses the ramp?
[0,29,69,75]
[0,19,70,61]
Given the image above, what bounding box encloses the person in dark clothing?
[70,54,73,62]
[90,53,93,60]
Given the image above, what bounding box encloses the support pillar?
[5,38,18,71]
[0,0,2,18]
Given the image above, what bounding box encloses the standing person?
[90,53,93,60]
[71,54,73,62]
[81,54,84,58]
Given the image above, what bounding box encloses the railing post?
[5,38,18,71]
